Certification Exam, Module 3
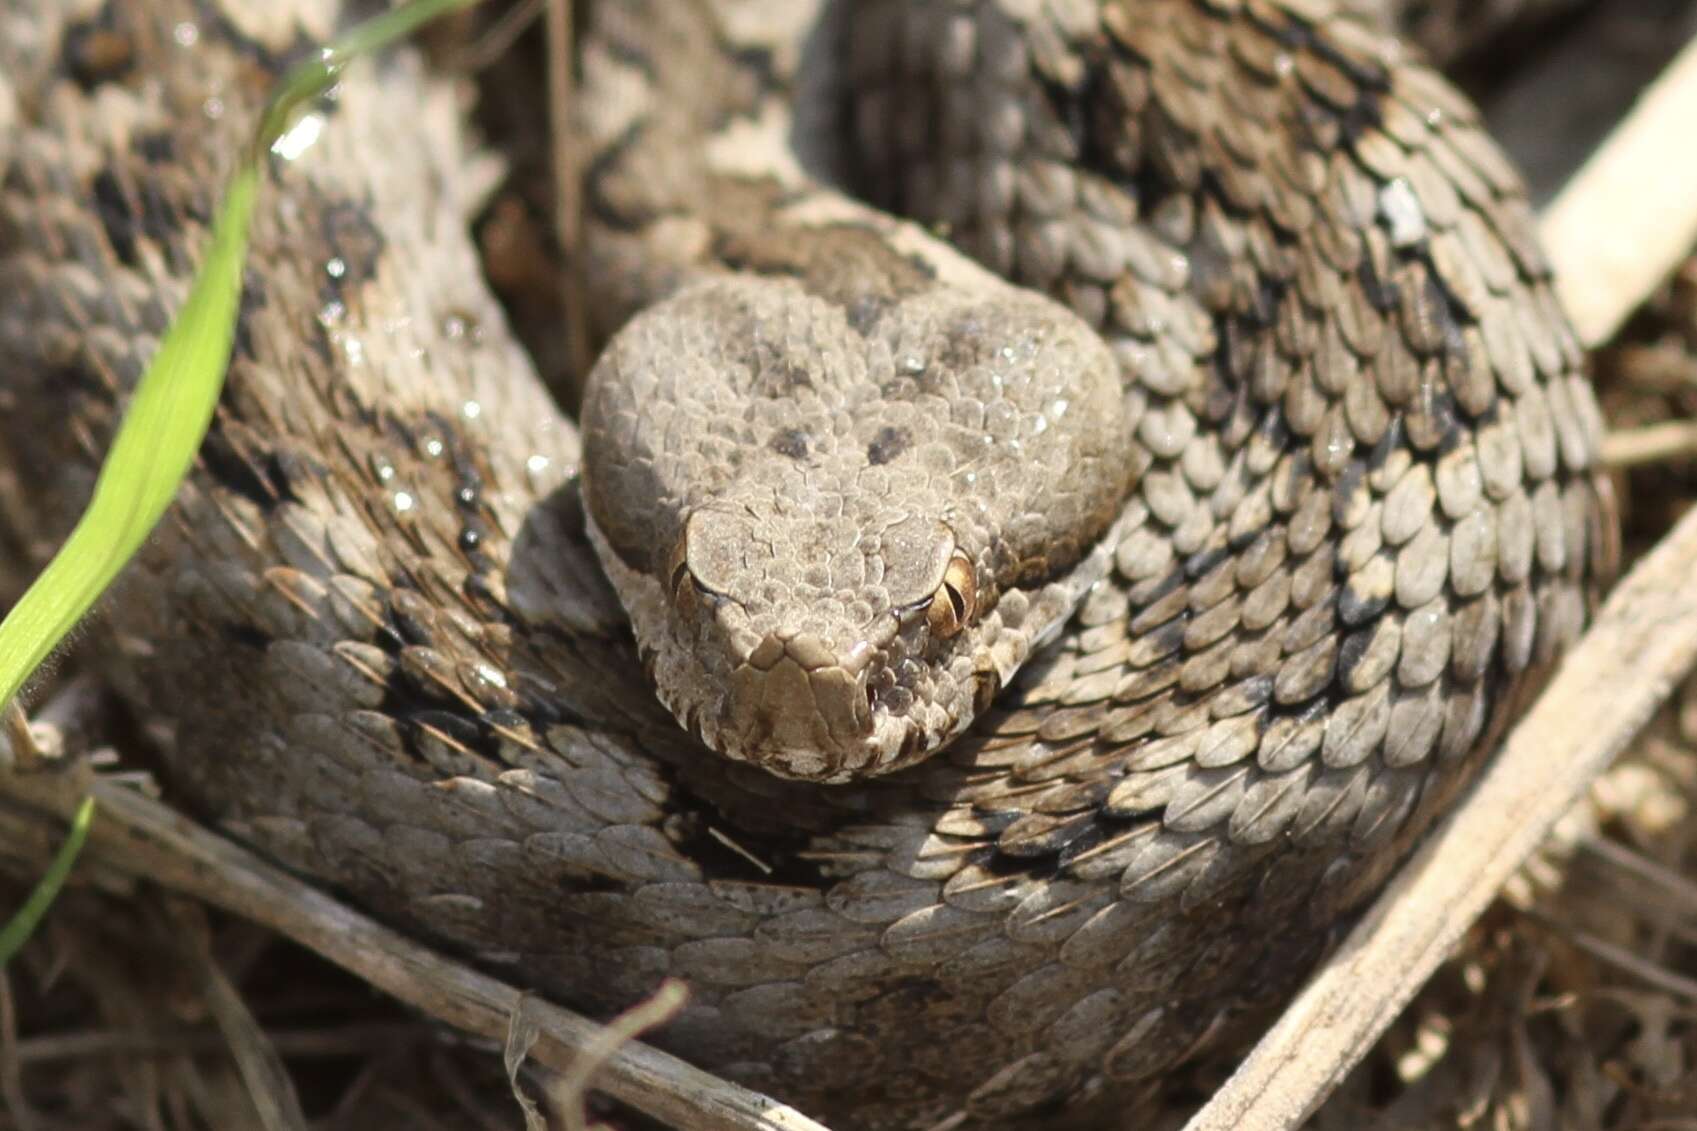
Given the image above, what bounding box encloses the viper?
[0,1,1615,1127]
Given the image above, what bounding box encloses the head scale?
[582,274,1133,782]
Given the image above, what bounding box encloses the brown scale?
[0,1,1619,1130]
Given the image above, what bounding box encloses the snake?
[0,0,1617,1128]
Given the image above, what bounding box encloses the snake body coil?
[0,1,1616,1128]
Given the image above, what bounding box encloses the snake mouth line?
[708,623,930,780]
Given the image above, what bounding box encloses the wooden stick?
[1184,32,1697,1131]
[1182,501,1697,1131]
[1542,34,1697,346]
[1603,420,1697,468]
[0,770,828,1131]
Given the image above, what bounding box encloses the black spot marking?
[1252,277,1283,327]
[1141,617,1189,661]
[90,163,193,269]
[867,426,910,466]
[1365,415,1403,473]
[1254,405,1293,450]
[458,519,489,555]
[61,11,135,89]
[191,0,306,76]
[317,201,387,306]
[268,448,331,501]
[846,294,893,336]
[198,428,285,508]
[220,623,272,652]
[389,592,439,648]
[1357,256,1400,313]
[44,360,111,400]
[135,131,176,164]
[1336,573,1390,627]
[462,573,506,620]
[1336,625,1377,684]
[1184,544,1230,579]
[1331,460,1367,525]
[770,429,811,460]
[1055,814,1112,869]
[402,708,497,768]
[1338,99,1382,147]
[410,709,483,747]
[1235,674,1278,711]
[232,266,272,363]
[90,170,140,267]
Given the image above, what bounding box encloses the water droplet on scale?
[271,112,325,161]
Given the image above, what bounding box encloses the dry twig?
[1543,34,1697,346]
[1185,480,1697,1131]
[0,770,828,1131]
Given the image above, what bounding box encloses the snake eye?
[661,540,688,597]
[666,538,696,612]
[927,553,977,640]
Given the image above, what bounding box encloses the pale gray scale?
[1476,412,1528,500]
[1381,463,1437,545]
[1458,206,1523,294]
[1531,478,1570,575]
[1548,369,1603,473]
[1448,508,1500,597]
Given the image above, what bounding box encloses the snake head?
[581,274,1134,782]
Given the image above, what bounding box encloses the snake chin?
[585,507,984,781]
[586,492,1131,784]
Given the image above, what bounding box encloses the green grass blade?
[0,796,95,967]
[254,0,482,163]
[0,0,482,955]
[0,0,480,710]
[0,166,258,708]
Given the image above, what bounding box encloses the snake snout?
[726,630,898,782]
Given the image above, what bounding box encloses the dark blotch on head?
[846,294,892,336]
[867,426,910,466]
[714,220,933,336]
[771,429,811,460]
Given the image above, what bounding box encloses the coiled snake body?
[0,1,1616,1127]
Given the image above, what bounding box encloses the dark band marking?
[61,6,136,90]
[771,428,811,460]
[866,425,910,466]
